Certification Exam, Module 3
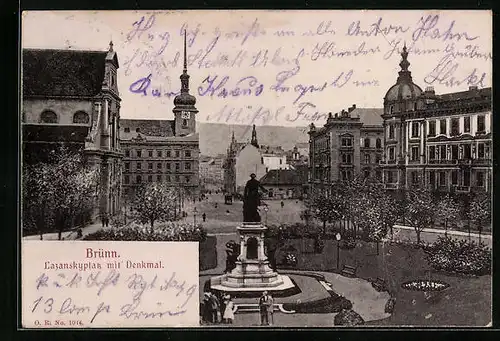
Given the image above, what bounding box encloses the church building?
[22,42,123,218]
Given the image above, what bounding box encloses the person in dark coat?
[243,173,267,223]
[202,213,206,222]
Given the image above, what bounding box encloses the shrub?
[424,236,491,276]
[334,309,365,326]
[83,223,207,242]
[340,236,356,250]
[385,297,396,314]
[283,294,352,313]
[282,253,298,267]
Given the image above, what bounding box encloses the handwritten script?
[119,11,491,125]
[22,241,199,328]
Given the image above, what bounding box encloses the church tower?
[173,31,198,137]
[250,124,259,148]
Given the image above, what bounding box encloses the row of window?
[124,149,192,158]
[314,136,383,150]
[124,174,192,184]
[394,115,487,140]
[125,162,193,171]
[361,138,383,149]
[38,110,90,124]
[386,169,486,187]
[385,142,488,162]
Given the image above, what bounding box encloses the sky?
[22,10,492,127]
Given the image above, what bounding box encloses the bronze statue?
[243,173,267,223]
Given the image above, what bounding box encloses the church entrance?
[246,237,258,259]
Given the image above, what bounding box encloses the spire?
[399,42,409,72]
[109,41,114,52]
[231,130,236,144]
[397,41,412,83]
[180,30,190,93]
[251,124,259,148]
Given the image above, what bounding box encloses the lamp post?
[336,233,342,269]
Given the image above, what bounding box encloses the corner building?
[308,105,384,198]
[380,45,492,193]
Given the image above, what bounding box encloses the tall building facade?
[22,43,122,217]
[120,33,200,200]
[380,45,492,193]
[308,105,384,197]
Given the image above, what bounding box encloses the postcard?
[21,10,492,328]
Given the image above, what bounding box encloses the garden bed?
[282,294,352,314]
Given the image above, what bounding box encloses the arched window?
[73,111,90,124]
[40,110,58,123]
[364,138,370,148]
[390,105,394,114]
[414,102,418,111]
[376,138,382,149]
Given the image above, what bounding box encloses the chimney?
[348,104,356,112]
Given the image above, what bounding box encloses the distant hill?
[198,122,309,156]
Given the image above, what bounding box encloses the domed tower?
[173,31,198,137]
[384,43,423,116]
[381,43,423,190]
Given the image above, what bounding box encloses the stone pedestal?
[210,222,294,292]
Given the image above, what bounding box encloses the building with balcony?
[308,105,384,198]
[120,34,200,200]
[380,44,492,194]
[22,43,123,218]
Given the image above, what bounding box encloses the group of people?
[100,213,110,227]
[200,292,236,325]
[200,291,275,326]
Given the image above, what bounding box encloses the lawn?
[274,238,491,326]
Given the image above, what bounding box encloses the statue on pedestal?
[243,173,267,223]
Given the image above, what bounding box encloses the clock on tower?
[181,111,191,119]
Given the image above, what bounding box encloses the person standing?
[259,291,270,326]
[202,213,207,222]
[267,293,275,326]
[100,213,105,227]
[209,292,220,324]
[223,295,236,324]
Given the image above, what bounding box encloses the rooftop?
[23,48,118,97]
[260,169,304,186]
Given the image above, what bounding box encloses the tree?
[311,195,341,235]
[50,151,100,240]
[469,193,491,244]
[436,193,461,237]
[22,162,55,240]
[132,182,178,233]
[22,149,99,240]
[405,189,435,245]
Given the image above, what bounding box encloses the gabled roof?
[120,119,175,140]
[23,48,114,97]
[260,169,303,186]
[350,108,384,126]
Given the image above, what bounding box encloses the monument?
[210,174,295,293]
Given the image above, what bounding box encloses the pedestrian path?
[393,224,491,239]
